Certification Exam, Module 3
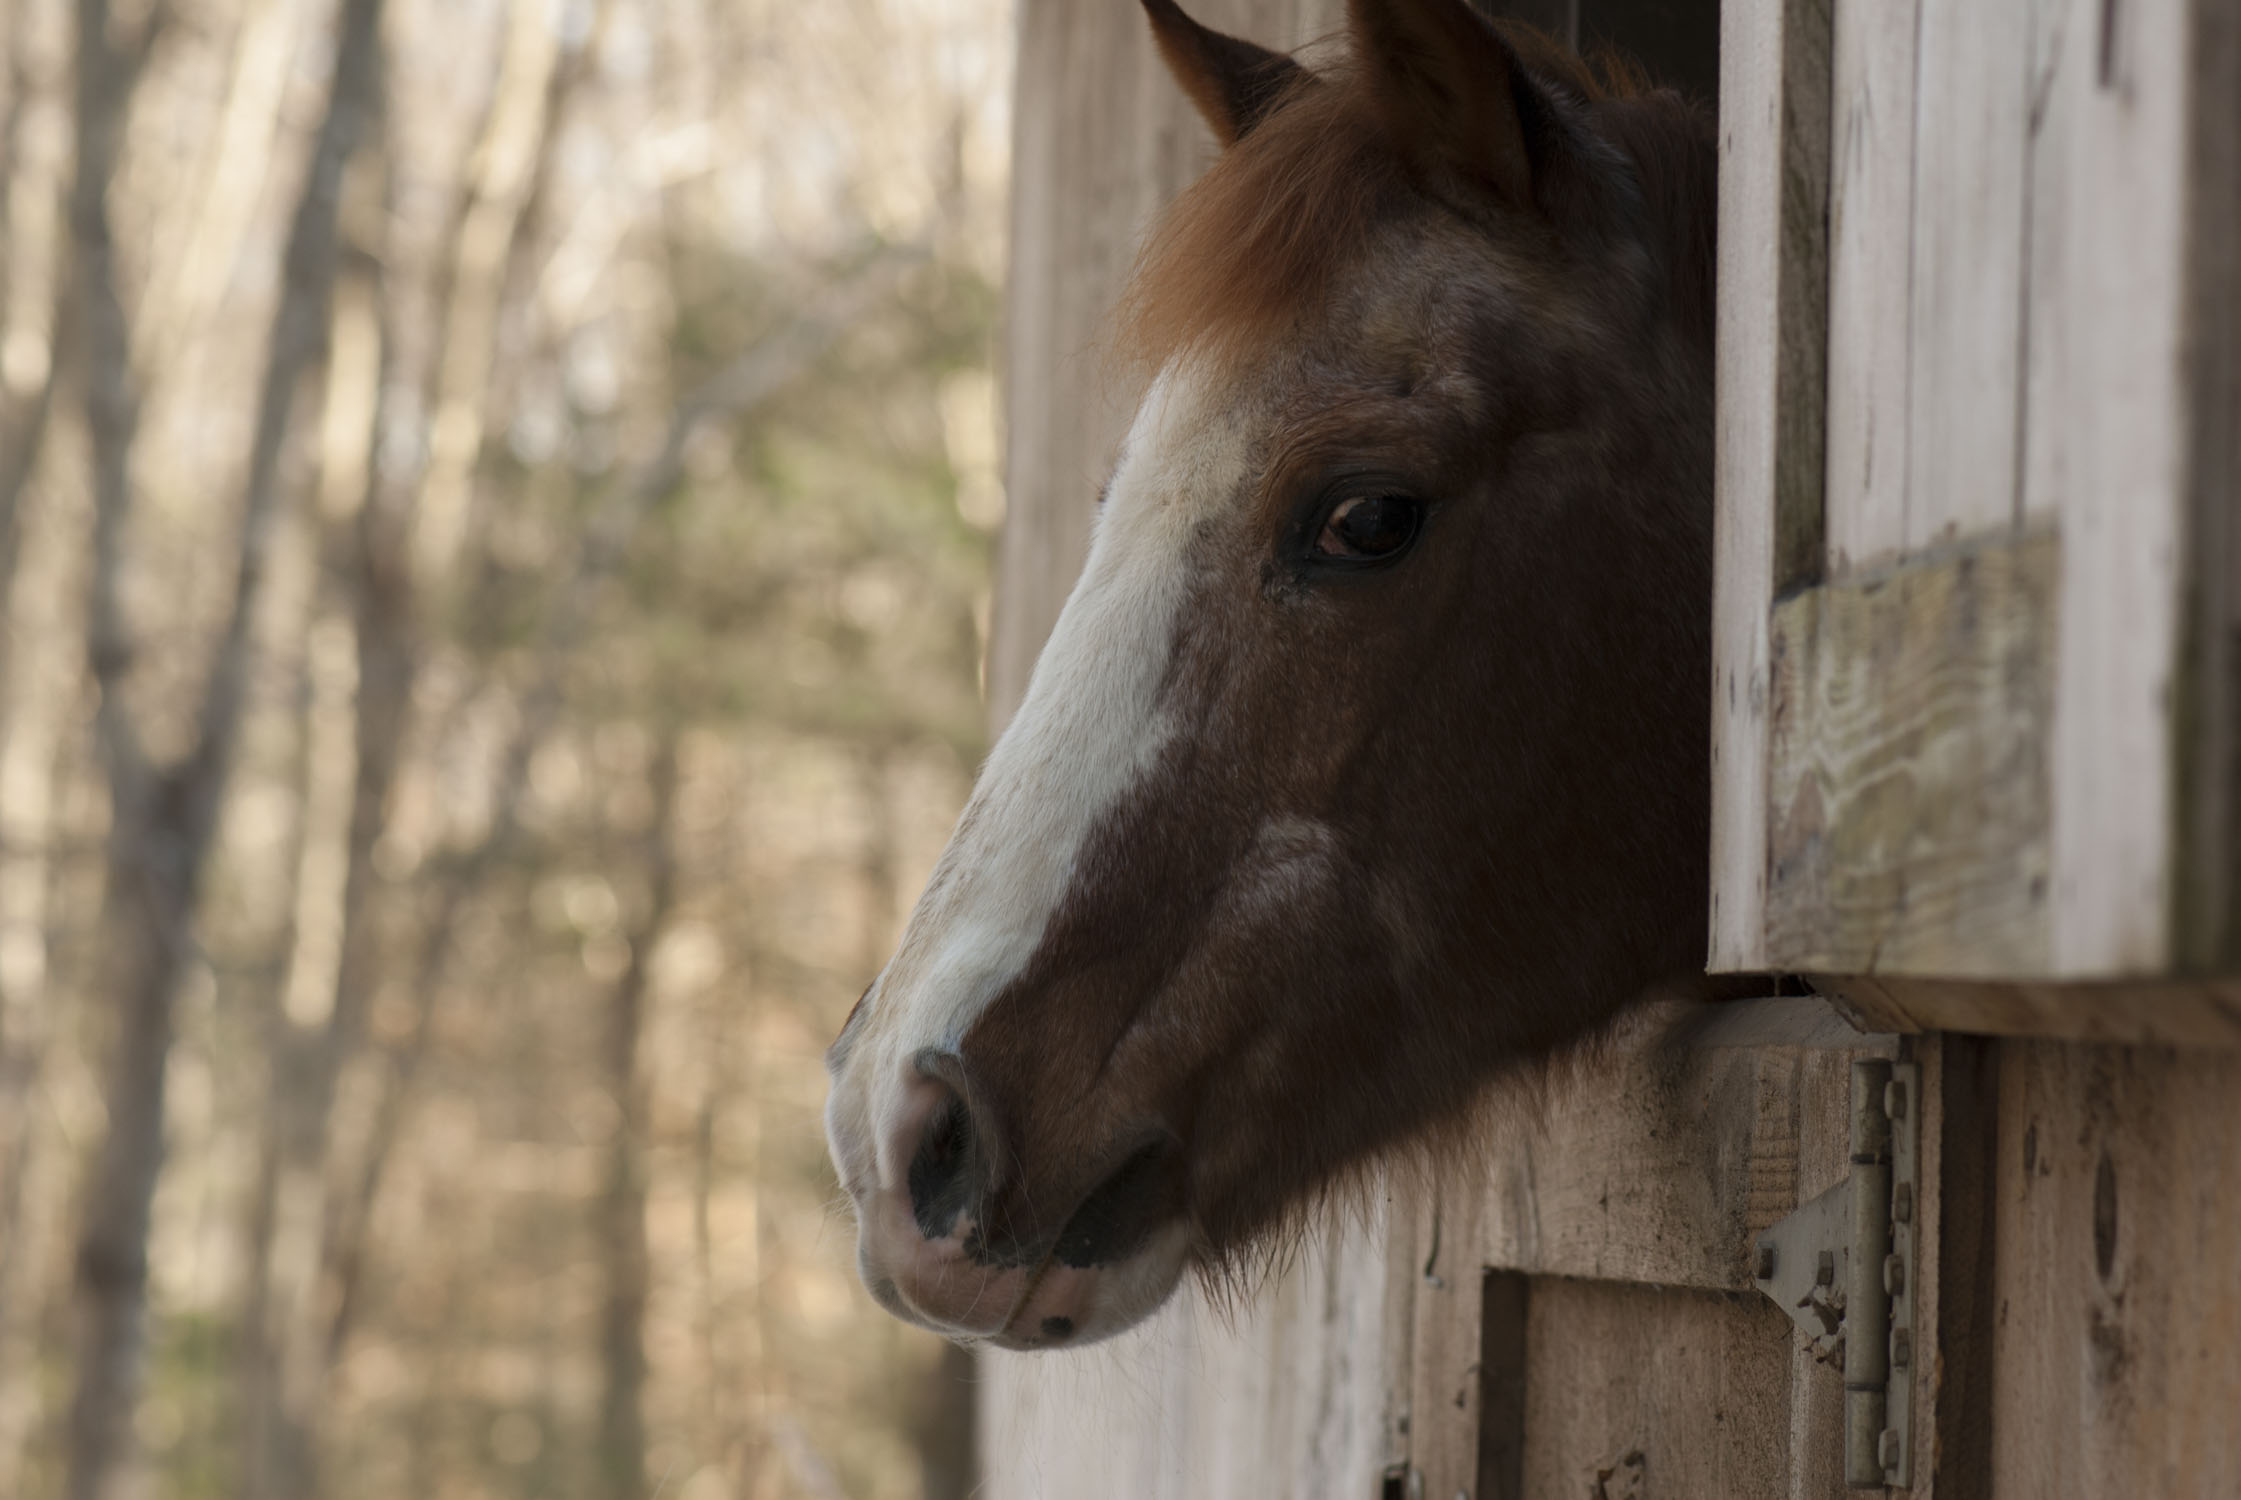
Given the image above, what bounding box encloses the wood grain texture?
[1408,1191,1487,1500]
[1518,1280,1810,1500]
[1902,0,2030,551]
[1765,529,2057,975]
[1710,0,1832,972]
[1990,1039,2241,1497]
[1822,0,1918,574]
[1399,1025,1880,1499]
[1812,974,2241,1048]
[1428,1013,1895,1294]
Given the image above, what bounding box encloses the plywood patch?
[1766,528,2058,975]
[1519,1279,1826,1500]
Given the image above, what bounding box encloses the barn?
[972,0,2241,1495]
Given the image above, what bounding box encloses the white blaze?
[828,360,1250,1197]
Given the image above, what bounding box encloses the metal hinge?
[1752,1059,1920,1490]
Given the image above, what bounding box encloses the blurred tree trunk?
[597,728,681,1500]
[62,1,383,1495]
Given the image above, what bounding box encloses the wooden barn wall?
[1711,0,2241,984]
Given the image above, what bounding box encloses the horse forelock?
[1118,26,1711,379]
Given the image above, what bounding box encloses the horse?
[824,0,1721,1350]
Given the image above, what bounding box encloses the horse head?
[826,0,1719,1349]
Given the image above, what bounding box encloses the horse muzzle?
[827,1051,1193,1349]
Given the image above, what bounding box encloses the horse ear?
[1141,0,1305,146]
[1348,0,1542,206]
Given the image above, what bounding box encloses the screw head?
[1884,1252,1906,1296]
[1891,1327,1912,1368]
[1893,1182,1914,1224]
[1878,1427,1901,1469]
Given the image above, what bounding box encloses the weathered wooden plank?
[1813,975,2241,1048]
[1402,1021,1876,1499]
[1902,0,2031,551]
[2023,0,2192,974]
[1782,1047,1860,1500]
[1765,529,2057,975]
[1682,993,1894,1050]
[1435,1011,1898,1294]
[1710,0,1833,972]
[1408,1191,1488,1500]
[1990,1039,2241,1497]
[1822,0,1918,574]
[1518,1280,1819,1500]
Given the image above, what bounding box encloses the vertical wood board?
[1822,0,1919,574]
[1903,0,2031,550]
[2025,0,2191,974]
[1710,0,1833,972]
[1989,1039,2241,1497]
[1519,1280,1819,1500]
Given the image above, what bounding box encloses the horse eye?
[1315,493,1422,561]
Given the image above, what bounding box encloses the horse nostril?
[907,1084,979,1243]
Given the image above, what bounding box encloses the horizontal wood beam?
[1447,1007,1875,1292]
[1810,974,2241,1049]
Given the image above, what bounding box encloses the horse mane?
[1118,23,1711,374]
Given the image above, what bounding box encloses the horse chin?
[987,1218,1196,1350]
[853,1201,1193,1351]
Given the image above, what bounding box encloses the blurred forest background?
[0,0,1008,1496]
